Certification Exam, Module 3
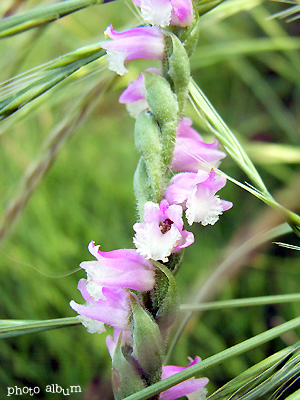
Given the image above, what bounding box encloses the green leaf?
[0,317,80,338]
[0,0,105,39]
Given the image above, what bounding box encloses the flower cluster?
[106,330,208,400]
[71,0,233,398]
[121,75,232,260]
[70,241,155,333]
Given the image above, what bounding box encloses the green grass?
[0,0,300,399]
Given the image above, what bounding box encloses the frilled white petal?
[126,99,149,118]
[77,315,106,334]
[140,0,172,26]
[133,221,182,262]
[86,280,105,301]
[106,50,128,75]
[186,191,224,226]
[187,388,208,400]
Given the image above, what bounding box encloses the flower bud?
[130,295,164,385]
[111,332,146,400]
[152,261,180,336]
[135,111,165,202]
[143,71,179,168]
[164,32,190,113]
[133,157,154,219]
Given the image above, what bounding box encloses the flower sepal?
[111,331,146,400]
[130,294,164,386]
[134,157,155,218]
[176,9,201,57]
[152,261,180,336]
[143,71,179,169]
[163,31,190,113]
[135,110,165,203]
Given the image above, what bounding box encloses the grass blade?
[0,317,80,338]
[0,44,106,120]
[0,0,106,39]
[123,317,300,400]
[0,72,115,243]
[180,293,300,312]
[208,345,299,400]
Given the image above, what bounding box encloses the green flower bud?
[134,111,165,202]
[143,71,178,127]
[111,334,146,400]
[133,157,153,219]
[163,32,190,113]
[143,71,179,169]
[130,295,164,386]
[152,261,180,337]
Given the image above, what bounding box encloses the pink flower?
[119,68,161,117]
[106,329,132,359]
[160,356,209,400]
[165,169,233,225]
[101,25,165,75]
[80,241,155,299]
[133,199,194,262]
[70,242,156,333]
[132,0,194,27]
[172,118,226,173]
[70,281,132,332]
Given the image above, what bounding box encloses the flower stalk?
[71,1,234,398]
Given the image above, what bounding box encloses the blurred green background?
[0,0,300,398]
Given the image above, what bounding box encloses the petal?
[133,221,182,262]
[125,99,149,118]
[186,192,226,226]
[172,119,225,172]
[119,74,146,103]
[139,0,172,26]
[77,315,106,334]
[173,229,194,252]
[165,172,208,206]
[160,357,208,400]
[87,241,154,270]
[172,138,225,172]
[70,301,130,330]
[170,0,194,27]
[143,201,162,222]
[101,25,165,75]
[187,388,208,400]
